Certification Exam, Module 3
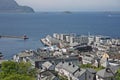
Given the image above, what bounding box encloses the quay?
[0,35,29,40]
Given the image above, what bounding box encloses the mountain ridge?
[0,0,34,13]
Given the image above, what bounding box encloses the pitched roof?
[97,66,120,78]
[102,53,109,59]
[42,61,53,69]
[74,69,86,78]
[56,62,79,74]
[18,50,35,57]
[86,68,96,74]
[56,62,87,78]
[40,71,59,80]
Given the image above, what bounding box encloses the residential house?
[80,54,95,64]
[27,54,80,69]
[86,68,96,80]
[96,66,120,80]
[13,50,37,62]
[55,62,96,80]
[100,53,110,67]
[42,61,55,71]
[37,70,59,80]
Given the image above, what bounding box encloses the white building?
[53,33,60,40]
[80,54,95,64]
[73,35,88,45]
[88,36,95,45]
[13,50,36,63]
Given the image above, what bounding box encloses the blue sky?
[15,0,120,12]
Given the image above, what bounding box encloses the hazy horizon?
[15,0,120,12]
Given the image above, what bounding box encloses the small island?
[63,11,72,14]
[0,0,34,13]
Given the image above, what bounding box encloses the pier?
[0,35,29,40]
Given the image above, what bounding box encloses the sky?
[15,0,120,12]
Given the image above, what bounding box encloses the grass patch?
[80,64,105,71]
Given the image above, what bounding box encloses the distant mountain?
[0,0,34,13]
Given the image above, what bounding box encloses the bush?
[0,61,36,80]
[80,64,104,71]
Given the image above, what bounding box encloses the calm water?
[0,12,120,59]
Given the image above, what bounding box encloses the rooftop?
[56,62,79,74]
[97,66,120,78]
[42,61,53,69]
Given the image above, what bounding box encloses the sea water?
[0,12,120,59]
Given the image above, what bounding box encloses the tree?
[59,75,68,80]
[2,74,34,80]
[0,61,36,80]
[1,61,19,74]
[80,64,104,71]
[115,69,120,80]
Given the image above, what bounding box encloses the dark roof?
[56,62,79,74]
[39,70,59,80]
[86,68,96,74]
[97,66,120,78]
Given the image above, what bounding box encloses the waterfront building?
[13,50,37,62]
[88,36,95,45]
[73,35,88,45]
[53,33,60,40]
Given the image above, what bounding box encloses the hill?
[0,0,34,13]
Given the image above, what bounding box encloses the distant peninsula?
[0,0,34,13]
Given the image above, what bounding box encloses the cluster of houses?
[12,49,120,80]
[0,50,119,80]
[12,33,120,80]
[0,33,120,80]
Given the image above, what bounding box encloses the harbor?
[11,33,120,80]
[0,33,120,80]
[0,0,120,79]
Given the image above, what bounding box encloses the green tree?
[116,69,120,80]
[2,74,34,80]
[0,61,36,80]
[80,64,104,71]
[59,75,68,80]
[1,61,19,74]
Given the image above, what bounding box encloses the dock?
[0,35,29,40]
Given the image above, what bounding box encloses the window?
[89,75,91,79]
